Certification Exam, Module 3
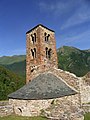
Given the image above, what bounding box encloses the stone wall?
[9,99,52,116]
[50,68,80,91]
[79,78,90,104]
[26,68,80,92]
[26,25,58,83]
[9,93,84,120]
[82,104,90,113]
[0,101,13,117]
[43,94,84,120]
[50,68,90,105]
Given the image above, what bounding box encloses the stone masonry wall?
[79,78,90,104]
[26,25,58,83]
[44,94,84,120]
[50,68,80,91]
[0,101,13,117]
[9,98,52,116]
[9,93,83,120]
[25,67,81,93]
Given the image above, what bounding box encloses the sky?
[0,0,90,56]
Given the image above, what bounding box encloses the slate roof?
[26,24,55,34]
[8,73,77,100]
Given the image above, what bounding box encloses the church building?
[8,24,86,120]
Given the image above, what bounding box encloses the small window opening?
[31,33,36,44]
[48,49,52,59]
[31,49,34,59]
[45,47,48,58]
[18,108,22,113]
[44,32,47,41]
[31,34,34,44]
[47,34,50,42]
[34,33,36,42]
[31,48,36,59]
[31,69,34,72]
[34,48,36,58]
[45,48,52,59]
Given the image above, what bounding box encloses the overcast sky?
[0,0,90,56]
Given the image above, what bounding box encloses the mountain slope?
[5,60,26,76]
[0,55,26,65]
[0,46,90,77]
[0,55,26,76]
[57,46,90,77]
[0,65,25,100]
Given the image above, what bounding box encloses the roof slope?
[26,24,55,34]
[8,73,77,100]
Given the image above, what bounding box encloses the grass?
[84,113,90,120]
[0,115,47,120]
[0,113,90,120]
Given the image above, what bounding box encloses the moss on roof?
[8,73,77,100]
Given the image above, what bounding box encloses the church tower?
[26,24,58,83]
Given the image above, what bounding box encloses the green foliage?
[57,46,90,77]
[0,113,89,120]
[0,115,47,120]
[0,66,25,100]
[84,113,90,120]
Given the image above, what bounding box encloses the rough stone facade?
[26,24,58,83]
[9,94,84,120]
[9,99,52,116]
[82,104,90,113]
[0,101,13,117]
[79,76,90,104]
[9,69,84,119]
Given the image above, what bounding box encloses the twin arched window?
[45,47,52,59]
[31,48,36,59]
[44,33,50,42]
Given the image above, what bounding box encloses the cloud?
[39,0,79,16]
[59,30,90,46]
[39,0,90,29]
[61,1,90,29]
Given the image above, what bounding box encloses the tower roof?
[8,73,77,100]
[26,24,55,34]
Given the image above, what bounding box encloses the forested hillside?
[0,66,25,100]
[57,46,90,76]
[5,60,26,76]
[0,55,26,76]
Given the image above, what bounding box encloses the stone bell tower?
[26,24,58,83]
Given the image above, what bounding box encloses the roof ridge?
[26,24,55,34]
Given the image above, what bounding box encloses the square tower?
[26,24,58,83]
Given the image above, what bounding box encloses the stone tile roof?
[26,24,55,34]
[8,73,77,100]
